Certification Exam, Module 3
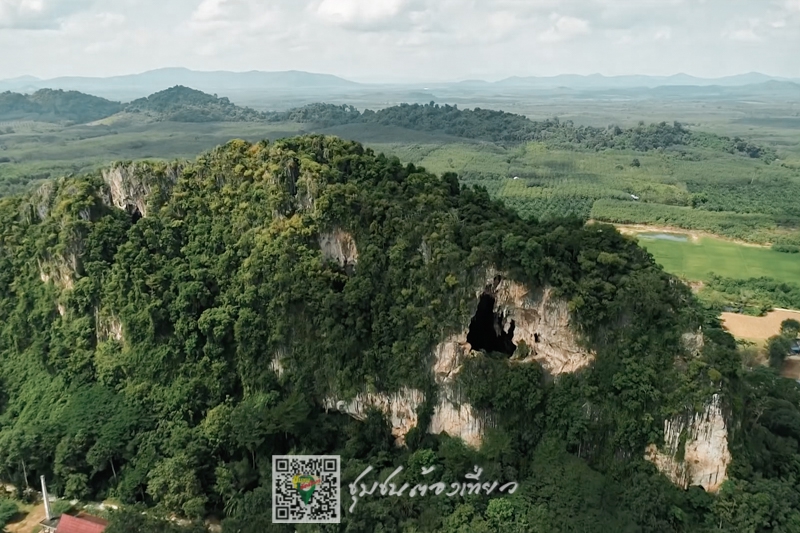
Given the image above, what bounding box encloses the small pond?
[637,232,690,242]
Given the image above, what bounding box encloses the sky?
[1,0,799,83]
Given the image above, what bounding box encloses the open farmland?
[630,232,800,283]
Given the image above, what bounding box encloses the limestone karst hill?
[0,135,798,531]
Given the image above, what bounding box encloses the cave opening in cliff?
[466,293,517,356]
[127,205,142,224]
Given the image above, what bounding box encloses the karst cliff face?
[325,267,595,448]
[100,161,180,218]
[645,394,731,492]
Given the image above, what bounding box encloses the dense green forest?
[0,89,123,124]
[700,276,800,315]
[125,86,267,122]
[268,102,779,161]
[0,135,799,532]
[0,86,265,125]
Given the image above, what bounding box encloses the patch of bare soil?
[783,356,800,380]
[721,309,800,340]
[688,280,705,293]
[5,502,45,533]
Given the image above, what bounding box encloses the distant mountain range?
[0,68,360,100]
[1,69,799,101]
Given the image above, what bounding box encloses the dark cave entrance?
[127,205,142,224]
[466,293,517,356]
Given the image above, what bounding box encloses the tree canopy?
[0,135,796,532]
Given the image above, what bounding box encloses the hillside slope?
[123,85,267,122]
[0,136,798,532]
[0,89,123,124]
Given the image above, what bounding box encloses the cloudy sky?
[1,0,799,82]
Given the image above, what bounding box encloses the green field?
[636,232,800,283]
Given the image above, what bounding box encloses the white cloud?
[0,0,799,82]
[314,0,418,31]
[539,14,590,43]
[724,28,761,41]
[0,0,93,29]
[654,27,672,40]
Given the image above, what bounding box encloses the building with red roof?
[50,513,108,533]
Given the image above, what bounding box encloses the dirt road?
[5,502,45,533]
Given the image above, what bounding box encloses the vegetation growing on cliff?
[0,135,799,532]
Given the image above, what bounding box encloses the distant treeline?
[125,86,266,122]
[268,102,778,161]
[0,88,781,161]
[0,86,265,124]
[0,89,123,124]
[701,275,800,315]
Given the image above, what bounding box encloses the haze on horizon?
[1,0,799,84]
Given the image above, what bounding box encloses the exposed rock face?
[326,271,591,448]
[324,388,425,446]
[101,163,180,218]
[430,331,486,448]
[325,330,486,447]
[430,399,485,448]
[483,274,595,376]
[645,394,731,492]
[102,165,150,217]
[23,181,57,223]
[270,349,286,378]
[38,254,79,291]
[682,328,705,357]
[95,307,124,344]
[318,229,358,270]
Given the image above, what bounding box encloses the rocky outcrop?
[270,349,286,378]
[430,331,486,447]
[325,329,486,447]
[22,181,57,223]
[95,307,124,344]
[101,162,180,218]
[326,271,592,448]
[38,253,79,291]
[682,328,704,356]
[324,388,425,446]
[430,399,485,448]
[482,273,594,376]
[318,229,358,270]
[645,394,731,492]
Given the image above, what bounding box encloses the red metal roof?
[55,514,108,533]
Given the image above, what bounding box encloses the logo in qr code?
[272,455,341,524]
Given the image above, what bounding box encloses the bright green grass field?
[636,233,800,283]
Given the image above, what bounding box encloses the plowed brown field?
[721,309,800,340]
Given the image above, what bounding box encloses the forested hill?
[0,86,266,125]
[123,85,267,122]
[268,102,778,160]
[0,136,798,532]
[0,89,123,124]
